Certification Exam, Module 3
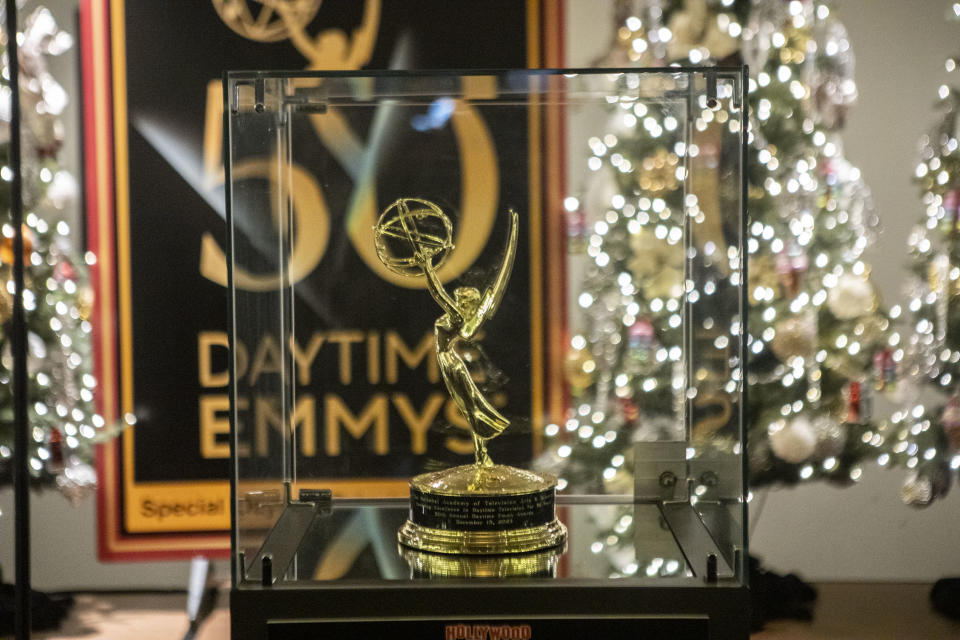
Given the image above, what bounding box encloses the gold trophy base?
[398,518,568,556]
[398,464,567,556]
[401,542,566,577]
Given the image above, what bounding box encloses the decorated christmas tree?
[547,0,893,499]
[890,2,960,507]
[0,7,101,499]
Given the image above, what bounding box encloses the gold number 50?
[200,97,500,291]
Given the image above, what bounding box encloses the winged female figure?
[375,198,518,469]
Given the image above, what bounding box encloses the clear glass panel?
[227,69,745,588]
[229,77,291,566]
[686,71,746,573]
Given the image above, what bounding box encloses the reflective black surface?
[239,499,696,584]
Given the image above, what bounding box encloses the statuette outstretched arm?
[424,262,460,321]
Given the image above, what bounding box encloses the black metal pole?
[7,0,30,636]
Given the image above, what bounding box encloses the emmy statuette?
[374,198,566,555]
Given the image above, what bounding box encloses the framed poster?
[81,0,565,559]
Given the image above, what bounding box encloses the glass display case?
[226,68,748,639]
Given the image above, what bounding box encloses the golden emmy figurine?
[374,198,566,555]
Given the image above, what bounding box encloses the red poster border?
[83,0,237,561]
[83,0,566,561]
